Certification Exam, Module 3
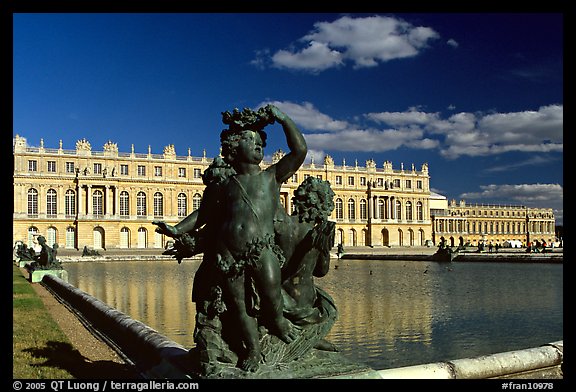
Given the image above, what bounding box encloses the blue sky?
[12,12,564,224]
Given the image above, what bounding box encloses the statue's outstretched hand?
[152,220,179,238]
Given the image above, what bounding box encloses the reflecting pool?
[64,259,563,370]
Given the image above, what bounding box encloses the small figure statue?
[15,242,36,261]
[82,246,101,257]
[275,176,338,352]
[29,236,61,270]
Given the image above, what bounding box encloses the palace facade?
[13,135,556,250]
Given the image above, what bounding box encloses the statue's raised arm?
[264,105,307,183]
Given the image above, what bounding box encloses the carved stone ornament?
[75,138,92,152]
[103,140,118,153]
[163,144,176,157]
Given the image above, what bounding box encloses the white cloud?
[446,38,459,48]
[271,41,343,72]
[366,105,563,159]
[478,104,563,144]
[486,156,557,173]
[366,108,439,126]
[260,101,563,161]
[259,100,349,132]
[305,149,326,164]
[266,15,440,72]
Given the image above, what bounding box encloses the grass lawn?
[13,264,75,379]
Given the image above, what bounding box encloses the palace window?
[378,199,385,219]
[137,165,146,176]
[92,190,103,216]
[416,201,423,220]
[137,191,147,216]
[417,180,423,189]
[335,198,343,220]
[406,201,413,220]
[66,162,75,173]
[360,177,366,186]
[47,161,56,172]
[377,178,384,187]
[393,179,401,188]
[348,176,355,186]
[396,200,402,220]
[348,198,356,220]
[335,176,342,185]
[193,168,202,179]
[359,199,367,220]
[27,188,38,216]
[406,180,412,189]
[120,164,129,176]
[46,189,57,216]
[94,163,102,174]
[178,168,186,178]
[28,160,37,172]
[178,193,187,217]
[66,227,75,249]
[153,192,164,218]
[28,227,39,248]
[193,193,202,212]
[154,166,162,177]
[291,174,298,183]
[120,191,130,217]
[65,190,76,217]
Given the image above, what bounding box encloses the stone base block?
[29,269,69,283]
[145,348,381,379]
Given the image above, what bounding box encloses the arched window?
[378,199,385,219]
[27,188,38,215]
[416,201,423,221]
[405,201,413,220]
[335,198,343,220]
[46,226,57,247]
[137,191,147,217]
[65,189,76,217]
[92,190,103,216]
[154,192,163,217]
[396,200,402,220]
[360,199,367,220]
[178,193,188,217]
[138,227,147,248]
[348,198,355,220]
[46,189,57,216]
[193,193,202,212]
[28,226,39,247]
[120,227,130,248]
[65,226,75,249]
[93,226,104,249]
[348,229,356,246]
[120,191,130,217]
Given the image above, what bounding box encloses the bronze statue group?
[154,105,338,376]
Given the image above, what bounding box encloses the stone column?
[77,185,84,216]
[87,185,93,217]
[105,185,112,216]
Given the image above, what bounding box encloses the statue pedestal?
[28,269,69,283]
[146,348,381,379]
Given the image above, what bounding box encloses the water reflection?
[64,259,562,371]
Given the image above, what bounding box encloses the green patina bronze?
[153,105,348,378]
